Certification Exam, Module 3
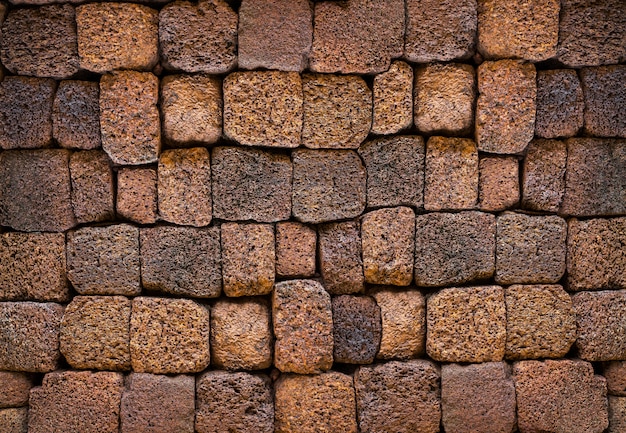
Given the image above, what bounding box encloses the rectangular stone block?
[0,407,27,433]
[70,150,114,224]
[604,361,626,396]
[521,139,567,212]
[478,156,519,211]
[535,70,584,138]
[581,66,626,138]
[116,167,158,224]
[275,222,316,278]
[372,61,413,135]
[332,295,381,364]
[318,221,364,294]
[609,396,626,433]
[0,372,33,408]
[53,80,101,150]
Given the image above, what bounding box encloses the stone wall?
[0,0,625,432]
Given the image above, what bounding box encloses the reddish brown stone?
[332,295,381,364]
[372,61,413,135]
[581,66,626,138]
[609,396,626,433]
[275,222,316,278]
[0,408,27,433]
[116,167,158,224]
[604,361,626,396]
[0,372,33,408]
[318,221,364,295]
[272,279,333,374]
[70,150,114,224]
[478,156,519,211]
[53,80,101,150]
[535,70,584,138]
[521,139,567,212]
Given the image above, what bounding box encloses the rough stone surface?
[0,372,33,408]
[535,69,584,138]
[424,136,479,211]
[53,80,101,150]
[28,371,124,433]
[495,213,566,284]
[1,5,79,79]
[130,297,210,374]
[221,223,275,297]
[427,286,506,363]
[60,296,131,371]
[513,360,609,433]
[415,63,476,135]
[318,221,364,294]
[0,408,27,433]
[604,361,626,396]
[275,372,357,433]
[581,66,626,138]
[196,371,274,433]
[100,71,160,165]
[332,295,381,364]
[372,61,413,135]
[67,224,140,296]
[441,362,516,433]
[276,222,316,278]
[609,396,626,433]
[478,156,519,211]
[355,360,441,433]
[116,167,158,224]
[505,285,576,360]
[212,146,292,222]
[70,150,114,224]
[302,74,371,149]
[159,0,237,74]
[476,60,536,154]
[272,279,333,374]
[521,139,567,212]
[292,150,366,223]
[158,148,212,227]
[414,211,495,287]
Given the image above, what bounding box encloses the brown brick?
[293,149,366,223]
[0,302,63,372]
[478,156,519,211]
[415,63,476,135]
[476,60,536,154]
[424,136,478,211]
[318,221,364,295]
[0,149,75,232]
[161,74,222,146]
[238,0,312,72]
[505,285,576,360]
[414,211,495,287]
[609,396,626,433]
[405,0,476,62]
[513,360,609,433]
[159,0,237,74]
[210,298,272,370]
[116,167,158,224]
[141,226,221,298]
[29,371,123,433]
[275,372,356,433]
[53,80,101,150]
[130,297,210,374]
[121,373,195,433]
[67,224,140,296]
[521,139,567,212]
[70,150,114,224]
[0,408,27,433]
[495,213,566,284]
[157,148,212,227]
[0,5,78,79]
[535,70,584,138]
[0,372,33,408]
[221,223,275,297]
[427,286,506,363]
[0,76,55,150]
[372,61,413,135]
[355,360,440,433]
[581,66,626,138]
[332,295,381,364]
[60,296,131,371]
[76,2,158,73]
[272,279,333,374]
[196,371,274,433]
[604,361,626,396]
[276,222,316,278]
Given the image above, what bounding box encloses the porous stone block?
[609,396,626,433]
[427,286,506,362]
[0,302,63,372]
[521,139,567,212]
[238,0,312,72]
[160,74,222,146]
[604,361,626,396]
[302,74,371,149]
[76,2,158,73]
[505,285,576,360]
[415,63,476,135]
[581,66,626,138]
[130,297,210,374]
[424,136,478,211]
[476,60,536,154]
[116,167,158,224]
[478,156,519,211]
[60,296,131,371]
[196,371,274,433]
[0,76,55,150]
[0,149,75,232]
[405,0,476,62]
[414,211,495,287]
[0,5,78,79]
[221,223,275,297]
[0,232,68,302]
[28,371,124,433]
[67,225,140,296]
[332,295,381,364]
[212,146,292,222]
[0,408,27,433]
[0,372,33,408]
[292,150,366,223]
[318,221,364,294]
[513,360,609,433]
[157,148,212,227]
[272,279,333,374]
[70,150,114,224]
[535,70,584,138]
[53,80,101,150]
[275,372,356,433]
[223,71,302,148]
[573,290,626,361]
[159,0,237,73]
[355,360,440,433]
[309,0,404,74]
[121,373,195,433]
[275,222,316,278]
[362,207,415,286]
[372,61,413,135]
[495,213,566,284]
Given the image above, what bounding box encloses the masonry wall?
[0,0,625,432]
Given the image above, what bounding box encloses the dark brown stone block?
[332,295,381,364]
[0,408,27,433]
[116,167,158,224]
[53,80,101,150]
[372,61,413,135]
[521,139,567,212]
[478,156,519,211]
[609,396,626,433]
[535,70,584,139]
[604,361,626,396]
[0,372,33,408]
[318,221,364,295]
[70,150,114,224]
[275,222,316,278]
[581,66,626,138]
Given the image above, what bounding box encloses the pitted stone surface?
[276,222,317,278]
[0,372,33,408]
[70,150,114,224]
[53,80,101,150]
[478,156,519,211]
[0,408,27,433]
[609,396,626,433]
[116,167,158,224]
[604,361,626,396]
[372,61,413,135]
[332,295,381,364]
[522,139,567,212]
[535,70,584,138]
[581,66,626,138]
[318,221,365,295]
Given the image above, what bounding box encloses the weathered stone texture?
[609,396,626,433]
[372,61,413,135]
[116,167,158,224]
[332,295,381,364]
[535,70,584,138]
[0,408,27,433]
[318,221,364,294]
[276,222,316,278]
[70,150,114,224]
[0,372,33,408]
[521,139,567,212]
[604,361,626,396]
[53,80,101,150]
[581,66,626,138]
[478,156,519,211]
